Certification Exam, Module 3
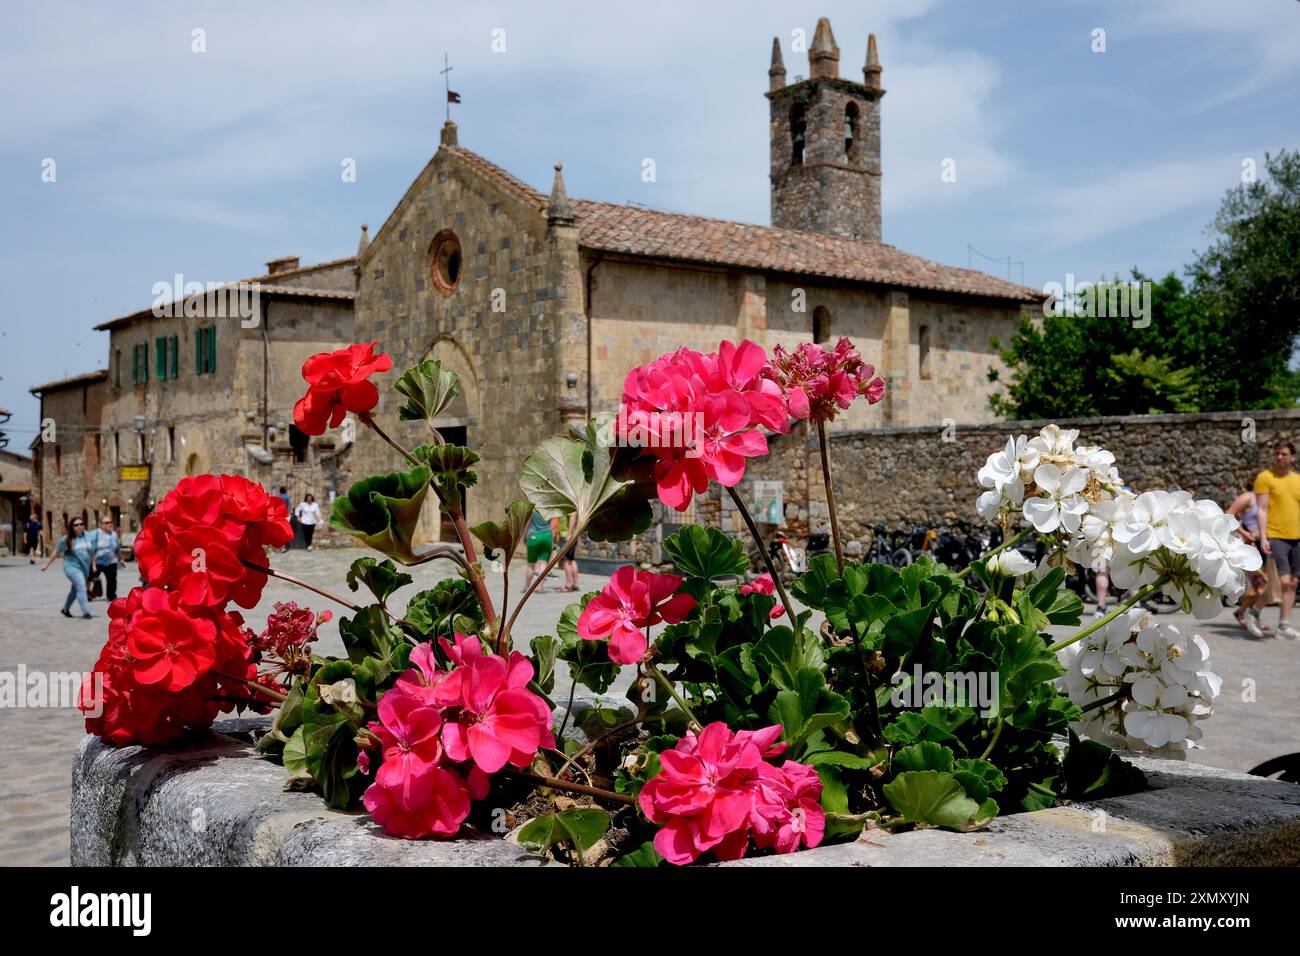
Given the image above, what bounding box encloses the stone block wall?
[740,407,1300,545]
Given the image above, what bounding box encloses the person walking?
[557,513,580,592]
[1227,487,1271,637]
[1255,439,1300,639]
[522,509,554,593]
[40,516,100,618]
[23,513,42,563]
[294,493,322,551]
[91,516,122,602]
[277,485,293,552]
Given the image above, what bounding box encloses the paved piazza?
[2,548,1297,866]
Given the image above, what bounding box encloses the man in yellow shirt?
[1255,440,1300,639]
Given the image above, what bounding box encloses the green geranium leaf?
[470,499,535,571]
[790,553,842,610]
[519,415,654,543]
[662,525,748,580]
[345,557,413,608]
[752,625,825,691]
[612,841,664,867]
[556,598,619,693]
[394,360,461,426]
[331,465,431,564]
[892,741,956,774]
[530,634,558,697]
[403,579,482,639]
[518,808,610,857]
[768,667,850,756]
[282,725,309,776]
[883,770,997,831]
[1063,731,1146,799]
[952,758,1007,803]
[998,628,1065,714]
[882,707,976,748]
[338,605,401,665]
[414,443,479,515]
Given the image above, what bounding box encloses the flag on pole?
[447,90,461,103]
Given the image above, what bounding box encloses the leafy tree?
[989,149,1300,418]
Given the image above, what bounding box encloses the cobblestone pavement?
[2,548,1297,866]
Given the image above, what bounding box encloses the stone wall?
[741,407,1300,544]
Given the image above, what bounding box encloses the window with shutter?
[132,344,139,384]
[206,325,217,373]
[156,337,167,379]
[142,343,149,383]
[169,335,178,378]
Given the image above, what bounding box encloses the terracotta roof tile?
[445,147,1040,303]
[94,284,354,332]
[29,369,109,394]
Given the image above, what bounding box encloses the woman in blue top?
[40,517,100,618]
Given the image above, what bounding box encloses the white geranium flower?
[1027,424,1079,464]
[1112,490,1179,554]
[1109,540,1158,590]
[1124,684,1191,748]
[1023,464,1088,533]
[989,548,1036,578]
[1157,510,1204,555]
[1076,608,1145,679]
[979,436,1026,493]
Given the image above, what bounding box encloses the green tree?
[989,149,1300,418]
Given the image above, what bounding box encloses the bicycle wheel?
[891,548,913,568]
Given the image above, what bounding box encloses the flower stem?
[816,419,845,575]
[555,679,579,745]
[725,485,796,620]
[646,661,701,731]
[954,527,1032,578]
[497,530,580,655]
[358,411,421,467]
[979,717,1004,760]
[1080,688,1128,713]
[211,671,287,704]
[1047,575,1169,654]
[498,767,635,806]
[448,508,498,637]
[239,559,365,614]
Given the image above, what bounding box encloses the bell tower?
[768,19,885,242]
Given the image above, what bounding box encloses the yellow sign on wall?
[119,465,150,481]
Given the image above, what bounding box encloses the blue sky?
[2,0,1297,445]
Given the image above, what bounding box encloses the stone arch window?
[845,102,860,162]
[429,230,463,295]
[185,452,202,477]
[918,324,932,380]
[790,103,806,166]
[812,305,831,343]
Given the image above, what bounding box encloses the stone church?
[353,18,1038,544]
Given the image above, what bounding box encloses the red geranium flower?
[292,341,392,436]
[762,337,886,424]
[125,588,218,692]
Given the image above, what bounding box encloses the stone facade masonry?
[353,147,575,542]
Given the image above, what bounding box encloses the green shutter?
[132,345,139,384]
[142,343,149,383]
[206,325,217,373]
[169,335,178,378]
[155,337,166,379]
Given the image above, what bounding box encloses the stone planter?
[71,712,1300,867]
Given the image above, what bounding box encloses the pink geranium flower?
[739,572,786,619]
[440,653,556,773]
[369,691,444,787]
[619,340,778,511]
[577,566,697,665]
[638,722,823,865]
[763,337,886,425]
[362,764,473,839]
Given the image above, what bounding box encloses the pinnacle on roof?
[546,163,576,226]
[809,17,839,79]
[864,33,882,89]
[769,37,786,91]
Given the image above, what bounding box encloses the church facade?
[352,18,1039,543]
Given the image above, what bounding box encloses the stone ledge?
[71,719,1300,867]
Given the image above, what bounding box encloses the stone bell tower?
[768,19,885,241]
